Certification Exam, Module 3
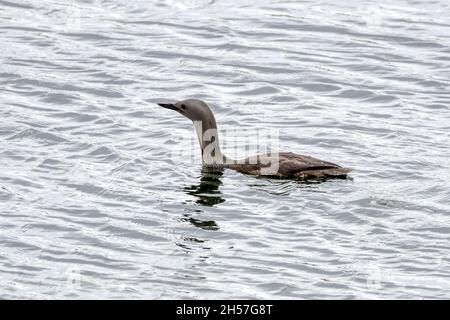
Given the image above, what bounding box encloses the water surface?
[1,0,450,299]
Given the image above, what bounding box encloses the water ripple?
[1,0,450,299]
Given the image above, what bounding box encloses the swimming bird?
[157,99,351,180]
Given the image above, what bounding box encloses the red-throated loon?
[157,99,351,180]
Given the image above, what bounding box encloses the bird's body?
[226,152,350,179]
[157,99,351,180]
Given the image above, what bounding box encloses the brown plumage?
[157,99,351,180]
[226,152,351,179]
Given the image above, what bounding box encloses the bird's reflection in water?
[184,168,225,207]
[182,215,219,231]
[182,168,225,231]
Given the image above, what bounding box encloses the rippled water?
[1,0,450,299]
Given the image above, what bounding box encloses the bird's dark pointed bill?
[157,103,177,110]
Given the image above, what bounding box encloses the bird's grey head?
[157,99,214,122]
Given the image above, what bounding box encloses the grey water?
[1,0,450,299]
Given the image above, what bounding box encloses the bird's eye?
[181,104,187,109]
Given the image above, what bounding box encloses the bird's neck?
[193,118,229,167]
